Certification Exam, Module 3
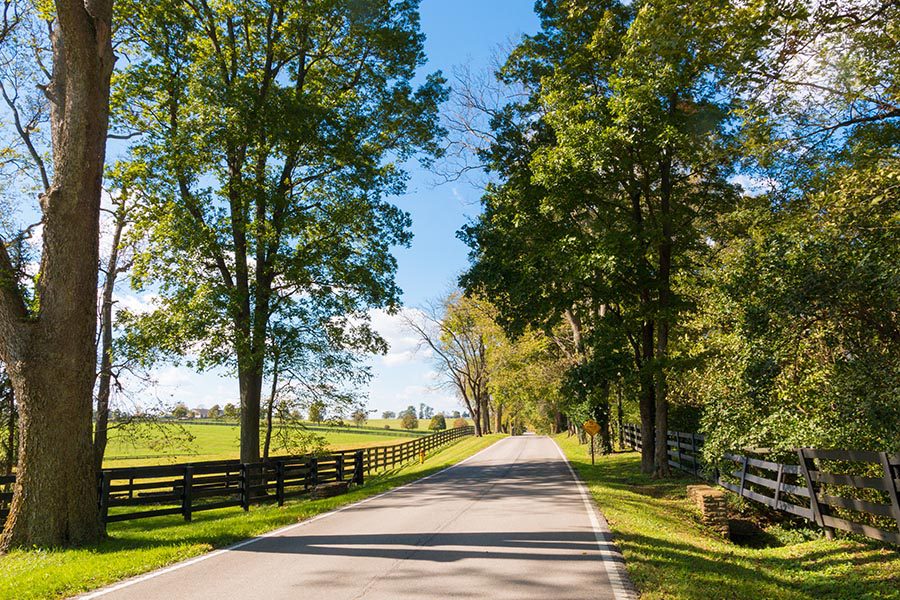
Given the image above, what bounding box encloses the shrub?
[400,412,418,430]
[429,414,447,431]
[452,418,468,429]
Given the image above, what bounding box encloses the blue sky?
[125,1,541,416]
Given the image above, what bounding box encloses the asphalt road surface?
[81,435,635,600]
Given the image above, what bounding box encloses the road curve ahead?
[81,436,635,600]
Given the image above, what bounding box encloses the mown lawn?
[104,421,422,466]
[555,434,900,600]
[0,434,503,600]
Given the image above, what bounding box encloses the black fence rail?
[3,425,474,528]
[621,424,900,545]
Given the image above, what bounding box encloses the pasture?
[103,421,422,467]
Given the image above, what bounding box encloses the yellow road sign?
[583,419,601,437]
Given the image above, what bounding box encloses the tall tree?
[405,295,492,436]
[0,0,114,549]
[115,0,446,463]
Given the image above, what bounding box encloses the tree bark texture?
[0,0,114,550]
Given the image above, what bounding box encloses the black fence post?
[240,464,250,512]
[276,461,285,507]
[308,457,319,489]
[336,455,344,482]
[690,433,698,475]
[880,452,900,534]
[674,432,682,470]
[738,455,749,498]
[797,448,834,539]
[354,451,364,485]
[182,466,194,522]
[99,471,111,525]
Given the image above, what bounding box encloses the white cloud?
[115,292,158,315]
[368,307,429,366]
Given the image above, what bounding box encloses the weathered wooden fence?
[622,424,900,545]
[2,425,474,527]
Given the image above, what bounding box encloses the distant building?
[192,408,210,419]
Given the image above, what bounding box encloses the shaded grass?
[0,434,503,600]
[555,434,900,600]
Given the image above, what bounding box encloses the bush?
[452,418,468,429]
[429,414,447,431]
[400,412,418,430]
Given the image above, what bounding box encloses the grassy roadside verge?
[0,434,504,600]
[555,434,900,600]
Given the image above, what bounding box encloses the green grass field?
[0,434,503,600]
[103,422,424,467]
[555,434,900,600]
[366,417,473,431]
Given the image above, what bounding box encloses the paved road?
[82,436,635,600]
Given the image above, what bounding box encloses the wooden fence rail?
[4,426,474,528]
[621,424,900,545]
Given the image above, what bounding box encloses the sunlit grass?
[103,421,422,467]
[555,434,900,600]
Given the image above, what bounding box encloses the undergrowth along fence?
[622,424,900,546]
[1,426,474,528]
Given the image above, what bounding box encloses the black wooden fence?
[622,424,900,545]
[2,425,474,527]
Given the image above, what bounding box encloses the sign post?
[583,419,601,465]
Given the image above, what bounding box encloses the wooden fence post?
[182,466,194,522]
[240,464,250,512]
[773,463,784,509]
[308,457,318,489]
[99,471,111,525]
[354,451,364,485]
[674,432,682,470]
[276,461,285,507]
[690,433,698,475]
[336,455,344,482]
[880,452,900,534]
[738,455,749,498]
[797,448,834,539]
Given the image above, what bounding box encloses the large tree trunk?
[93,208,125,473]
[616,383,624,451]
[653,128,674,479]
[238,360,263,465]
[480,395,491,434]
[596,383,613,455]
[554,410,567,435]
[639,313,656,474]
[0,0,114,550]
[494,400,503,434]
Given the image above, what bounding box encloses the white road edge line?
[77,436,511,600]
[552,439,638,600]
